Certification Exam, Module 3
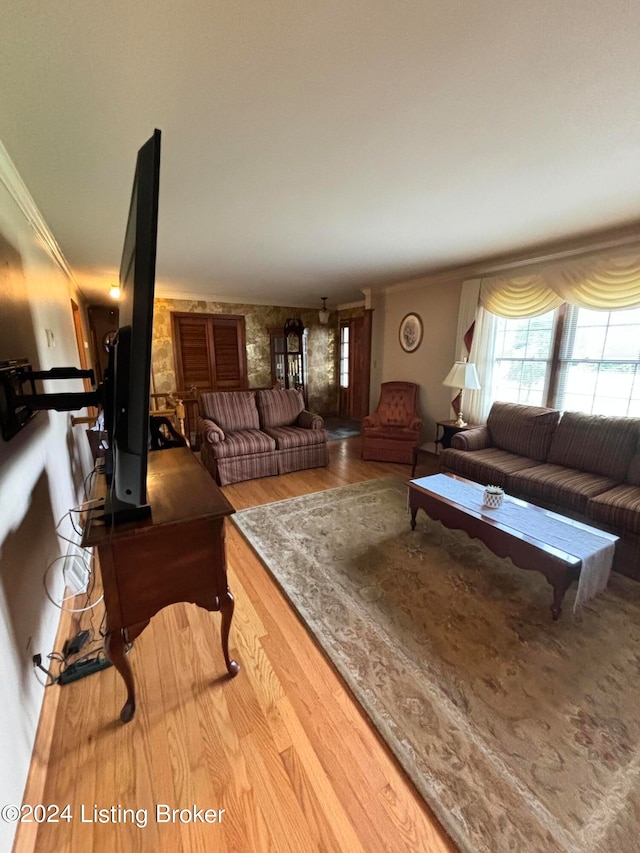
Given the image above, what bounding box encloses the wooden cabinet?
[172,312,247,392]
[82,448,239,722]
[270,319,307,398]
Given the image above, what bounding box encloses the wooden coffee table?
[408,473,617,620]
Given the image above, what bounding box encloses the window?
[493,314,556,406]
[490,305,640,415]
[340,324,349,388]
[556,306,640,416]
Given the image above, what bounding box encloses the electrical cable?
[42,551,104,613]
[33,433,112,687]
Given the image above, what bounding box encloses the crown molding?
[337,300,365,311]
[0,140,75,282]
[382,222,640,296]
[155,287,327,310]
[155,290,322,311]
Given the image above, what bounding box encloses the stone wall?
[152,297,339,415]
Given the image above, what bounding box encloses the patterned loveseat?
[197,388,329,485]
[440,402,640,579]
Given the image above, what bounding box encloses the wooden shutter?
[172,315,215,390]
[211,316,246,389]
[171,312,247,392]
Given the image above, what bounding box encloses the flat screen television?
[103,128,161,521]
[0,129,162,523]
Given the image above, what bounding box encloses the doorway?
[338,311,372,421]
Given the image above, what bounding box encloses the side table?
[435,420,480,453]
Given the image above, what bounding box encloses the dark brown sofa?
[440,402,640,580]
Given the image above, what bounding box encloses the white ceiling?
[2,1,639,308]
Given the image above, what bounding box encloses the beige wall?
[370,276,463,443]
[152,298,339,414]
[0,147,94,852]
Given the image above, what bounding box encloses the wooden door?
[87,305,119,384]
[172,312,247,392]
[70,299,92,390]
[71,298,99,421]
[339,312,372,420]
[350,315,364,419]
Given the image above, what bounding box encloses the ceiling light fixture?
[318,297,330,324]
[109,285,121,300]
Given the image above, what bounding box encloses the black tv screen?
[106,129,161,519]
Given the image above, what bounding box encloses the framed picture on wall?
[398,313,423,353]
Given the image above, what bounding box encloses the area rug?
[322,416,361,441]
[232,477,640,853]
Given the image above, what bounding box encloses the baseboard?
[12,601,81,853]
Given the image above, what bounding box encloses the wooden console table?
[82,447,239,722]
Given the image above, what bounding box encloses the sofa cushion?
[487,402,560,461]
[264,425,328,450]
[547,412,640,481]
[627,448,640,486]
[199,391,260,431]
[439,447,540,489]
[257,389,304,428]
[209,429,276,459]
[509,464,617,515]
[587,485,640,535]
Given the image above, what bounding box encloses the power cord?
[35,480,108,686]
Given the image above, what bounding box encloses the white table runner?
[413,474,618,610]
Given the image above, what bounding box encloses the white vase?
[483,489,504,509]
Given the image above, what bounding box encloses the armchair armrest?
[451,426,491,451]
[297,410,325,430]
[363,412,381,429]
[408,416,422,432]
[197,416,225,444]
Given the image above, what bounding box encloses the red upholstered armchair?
[362,381,422,464]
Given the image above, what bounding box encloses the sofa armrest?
[297,410,325,430]
[363,413,381,429]
[197,416,225,444]
[451,426,491,451]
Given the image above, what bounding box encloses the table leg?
[410,506,418,530]
[219,591,240,676]
[104,629,136,723]
[550,573,574,621]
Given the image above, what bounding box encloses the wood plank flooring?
[17,439,452,853]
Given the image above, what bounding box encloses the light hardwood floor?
[17,438,452,853]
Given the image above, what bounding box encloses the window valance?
[480,246,640,318]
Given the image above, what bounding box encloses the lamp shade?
[442,361,481,390]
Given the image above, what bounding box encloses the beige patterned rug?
[232,476,640,853]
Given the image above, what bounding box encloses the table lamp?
[442,360,480,427]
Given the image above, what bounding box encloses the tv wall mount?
[0,359,100,441]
